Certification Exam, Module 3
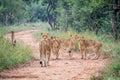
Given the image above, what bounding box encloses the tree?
[0,0,23,25]
[112,0,120,40]
[42,0,58,30]
[23,0,47,22]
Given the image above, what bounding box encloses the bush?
[103,60,120,80]
[0,35,33,72]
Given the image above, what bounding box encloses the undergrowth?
[0,23,46,71]
[0,36,33,72]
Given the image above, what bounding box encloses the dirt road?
[0,30,108,80]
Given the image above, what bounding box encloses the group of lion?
[39,32,102,67]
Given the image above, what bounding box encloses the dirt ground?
[0,30,109,80]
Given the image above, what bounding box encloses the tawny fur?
[39,33,52,67]
[77,36,102,59]
[60,34,77,59]
[51,36,61,59]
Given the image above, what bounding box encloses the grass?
[0,38,33,71]
[0,23,46,71]
[103,59,120,80]
[34,26,120,80]
[0,22,48,34]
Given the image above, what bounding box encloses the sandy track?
[0,30,108,80]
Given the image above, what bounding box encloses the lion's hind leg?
[55,49,59,59]
[80,49,84,59]
[93,47,100,60]
[45,52,51,66]
[83,50,87,60]
[56,52,59,59]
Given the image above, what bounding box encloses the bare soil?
[0,30,109,80]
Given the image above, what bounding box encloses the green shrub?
[0,35,33,72]
[103,60,120,80]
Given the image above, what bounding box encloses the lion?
[77,36,102,59]
[60,39,70,51]
[60,34,77,59]
[41,32,49,40]
[51,36,61,59]
[67,34,77,52]
[39,33,52,67]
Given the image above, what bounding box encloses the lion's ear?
[83,40,85,42]
[41,32,43,35]
[51,36,53,39]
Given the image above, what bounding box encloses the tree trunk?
[112,10,118,40]
[112,0,120,40]
[53,13,57,30]
[5,15,8,26]
[65,10,68,31]
[46,4,54,30]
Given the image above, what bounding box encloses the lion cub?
[51,36,61,59]
[60,34,76,59]
[77,36,102,59]
[41,32,49,40]
[39,32,52,67]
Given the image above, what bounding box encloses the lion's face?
[70,34,77,42]
[64,34,77,53]
[41,32,49,40]
[60,39,70,50]
[77,36,85,44]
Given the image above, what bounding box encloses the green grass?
[0,36,33,72]
[0,22,48,34]
[34,26,120,80]
[0,23,45,71]
[103,59,120,80]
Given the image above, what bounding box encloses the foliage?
[0,0,47,25]
[0,23,47,71]
[0,36,33,71]
[55,0,114,34]
[103,60,120,80]
[0,0,119,37]
[23,0,47,22]
[0,0,23,25]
